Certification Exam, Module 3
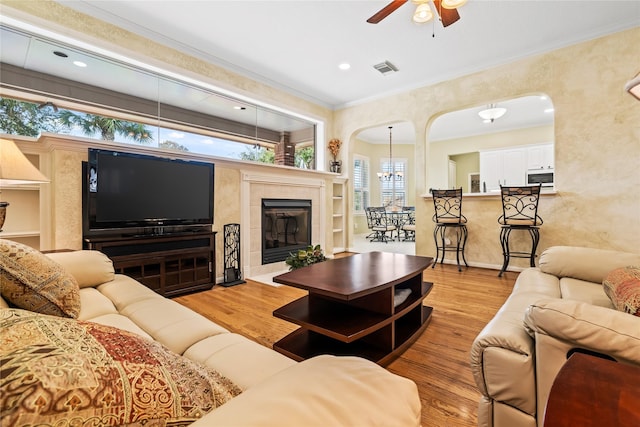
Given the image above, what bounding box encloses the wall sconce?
[0,138,50,231]
[625,71,640,101]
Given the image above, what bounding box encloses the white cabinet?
[480,148,527,192]
[527,143,554,170]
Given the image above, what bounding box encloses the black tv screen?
[84,149,214,235]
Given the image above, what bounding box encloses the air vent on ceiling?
[373,60,399,75]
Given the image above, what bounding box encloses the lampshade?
[0,138,49,185]
[478,105,507,123]
[441,0,468,9]
[625,71,640,101]
[413,3,433,23]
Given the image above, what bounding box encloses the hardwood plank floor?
[174,259,517,427]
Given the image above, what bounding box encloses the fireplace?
[262,199,312,264]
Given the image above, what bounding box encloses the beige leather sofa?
[470,246,640,427]
[1,249,421,426]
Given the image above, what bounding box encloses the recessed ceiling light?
[73,60,87,68]
[53,50,68,58]
[338,63,351,70]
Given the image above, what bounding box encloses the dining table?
[385,209,414,241]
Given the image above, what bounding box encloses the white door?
[448,160,457,189]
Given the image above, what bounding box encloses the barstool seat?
[498,184,543,277]
[431,188,468,272]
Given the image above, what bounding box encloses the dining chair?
[366,207,396,243]
[401,209,416,241]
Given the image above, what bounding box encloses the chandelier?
[377,126,403,182]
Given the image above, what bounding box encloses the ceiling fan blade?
[367,0,408,24]
[433,0,460,27]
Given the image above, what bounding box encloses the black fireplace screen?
[262,199,312,264]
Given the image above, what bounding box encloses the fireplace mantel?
[241,171,326,278]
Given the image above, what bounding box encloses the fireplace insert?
[262,199,311,264]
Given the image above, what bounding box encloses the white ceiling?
[1,1,638,142]
[56,0,639,109]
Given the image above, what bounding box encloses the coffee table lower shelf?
[274,305,433,365]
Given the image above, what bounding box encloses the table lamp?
[0,138,50,231]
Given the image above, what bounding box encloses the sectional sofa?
[470,246,640,427]
[0,240,422,426]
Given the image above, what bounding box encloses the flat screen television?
[83,148,214,237]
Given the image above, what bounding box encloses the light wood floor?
[174,258,517,427]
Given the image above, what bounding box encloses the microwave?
[527,170,554,187]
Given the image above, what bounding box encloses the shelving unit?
[84,232,216,297]
[0,152,43,249]
[332,178,346,253]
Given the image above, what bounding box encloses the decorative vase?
[0,202,8,231]
[330,161,341,173]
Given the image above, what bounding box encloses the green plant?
[285,244,327,270]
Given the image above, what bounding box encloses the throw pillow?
[0,308,242,426]
[603,266,640,316]
[0,239,80,318]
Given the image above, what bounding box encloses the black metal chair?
[364,206,377,241]
[366,206,396,243]
[401,209,416,241]
[498,184,543,277]
[432,188,468,271]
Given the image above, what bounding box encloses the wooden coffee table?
[272,251,434,366]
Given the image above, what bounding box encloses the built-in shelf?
[1,149,44,250]
[332,178,346,254]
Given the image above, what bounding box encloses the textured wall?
[5,2,639,270]
[338,28,640,268]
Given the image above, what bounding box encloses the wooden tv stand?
[84,231,216,297]
[272,252,434,366]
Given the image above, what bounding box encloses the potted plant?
[285,244,327,270]
[328,138,342,173]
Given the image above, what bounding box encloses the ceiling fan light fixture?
[441,0,467,9]
[413,3,433,23]
[478,105,507,122]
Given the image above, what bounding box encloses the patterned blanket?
[0,308,242,426]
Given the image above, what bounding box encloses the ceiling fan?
[367,0,467,27]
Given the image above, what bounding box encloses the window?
[380,158,406,208]
[0,24,321,169]
[353,155,370,213]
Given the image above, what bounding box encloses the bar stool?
[432,188,468,272]
[498,184,543,277]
